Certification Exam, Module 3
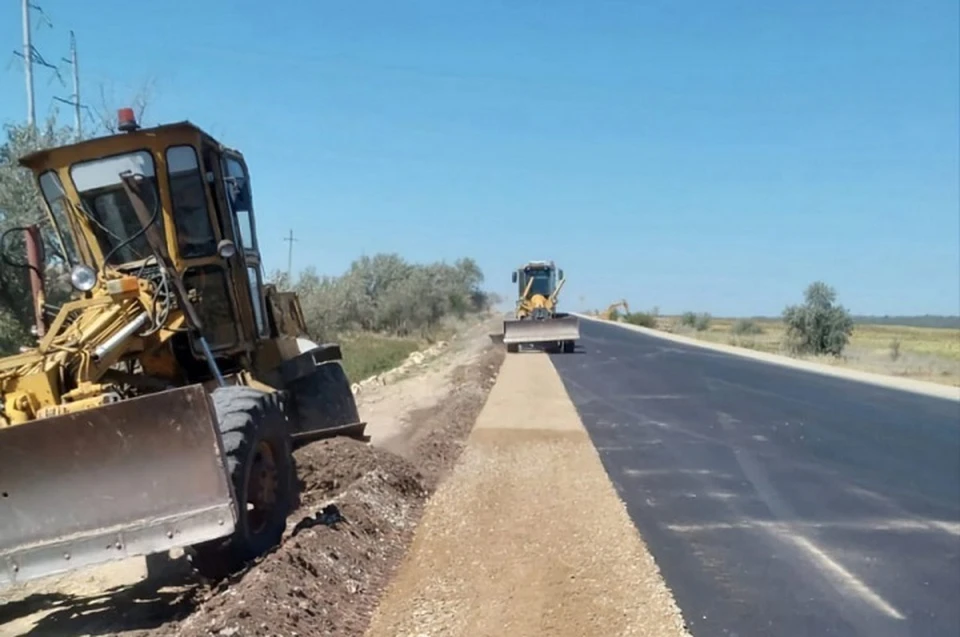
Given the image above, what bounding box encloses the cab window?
[37,171,80,265]
[222,157,256,251]
[167,146,217,258]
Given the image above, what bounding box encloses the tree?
[90,78,157,136]
[782,281,854,356]
[0,118,76,353]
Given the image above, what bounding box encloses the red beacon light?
[117,107,139,133]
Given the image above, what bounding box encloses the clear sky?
[2,0,958,316]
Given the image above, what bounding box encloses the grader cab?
[0,110,365,587]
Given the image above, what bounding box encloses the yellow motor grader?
[0,109,366,587]
[502,260,579,353]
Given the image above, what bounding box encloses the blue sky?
[2,0,958,316]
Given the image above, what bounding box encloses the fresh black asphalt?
[549,319,960,637]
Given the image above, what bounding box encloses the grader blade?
[0,385,236,587]
[502,315,580,346]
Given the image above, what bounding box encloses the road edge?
[573,313,960,402]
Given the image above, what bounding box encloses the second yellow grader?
[502,260,580,353]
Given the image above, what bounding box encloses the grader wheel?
[188,386,296,580]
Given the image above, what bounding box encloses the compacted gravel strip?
[364,352,691,637]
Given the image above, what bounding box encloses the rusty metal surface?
[502,316,580,345]
[0,384,236,586]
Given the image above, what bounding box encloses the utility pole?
[283,229,298,281]
[15,1,59,135]
[54,31,84,140]
[67,31,80,136]
[21,0,35,130]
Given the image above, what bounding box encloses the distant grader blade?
[502,315,580,346]
[0,385,236,587]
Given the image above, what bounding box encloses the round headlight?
[69,264,98,292]
[217,239,237,259]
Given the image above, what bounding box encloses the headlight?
[217,239,237,259]
[69,264,98,292]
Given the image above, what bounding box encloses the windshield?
[37,171,81,265]
[522,269,553,297]
[69,150,161,266]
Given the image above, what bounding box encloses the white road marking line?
[779,532,905,620]
[596,440,663,451]
[703,490,738,500]
[665,519,908,620]
[929,520,960,535]
[665,519,960,536]
[623,468,720,477]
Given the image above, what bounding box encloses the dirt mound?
[173,464,424,637]
[293,437,425,507]
[160,344,504,637]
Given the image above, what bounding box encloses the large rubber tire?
[562,340,575,354]
[506,343,519,353]
[188,386,296,580]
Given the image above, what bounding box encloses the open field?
[594,315,960,387]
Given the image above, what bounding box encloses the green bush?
[889,338,901,362]
[731,318,764,336]
[624,312,657,328]
[679,311,711,331]
[693,312,712,332]
[782,281,854,357]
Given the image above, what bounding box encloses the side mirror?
[511,271,517,283]
[558,269,564,280]
[217,239,237,259]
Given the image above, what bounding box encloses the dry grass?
[655,317,960,387]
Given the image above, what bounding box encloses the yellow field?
[655,317,960,387]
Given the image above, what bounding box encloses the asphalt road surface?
[550,319,960,637]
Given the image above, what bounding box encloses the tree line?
[269,254,493,341]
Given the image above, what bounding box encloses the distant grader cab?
[0,109,365,587]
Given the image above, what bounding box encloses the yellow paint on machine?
[365,353,691,637]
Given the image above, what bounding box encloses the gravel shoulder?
[0,317,503,637]
[364,352,691,637]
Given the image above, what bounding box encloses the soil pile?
[158,345,503,637]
